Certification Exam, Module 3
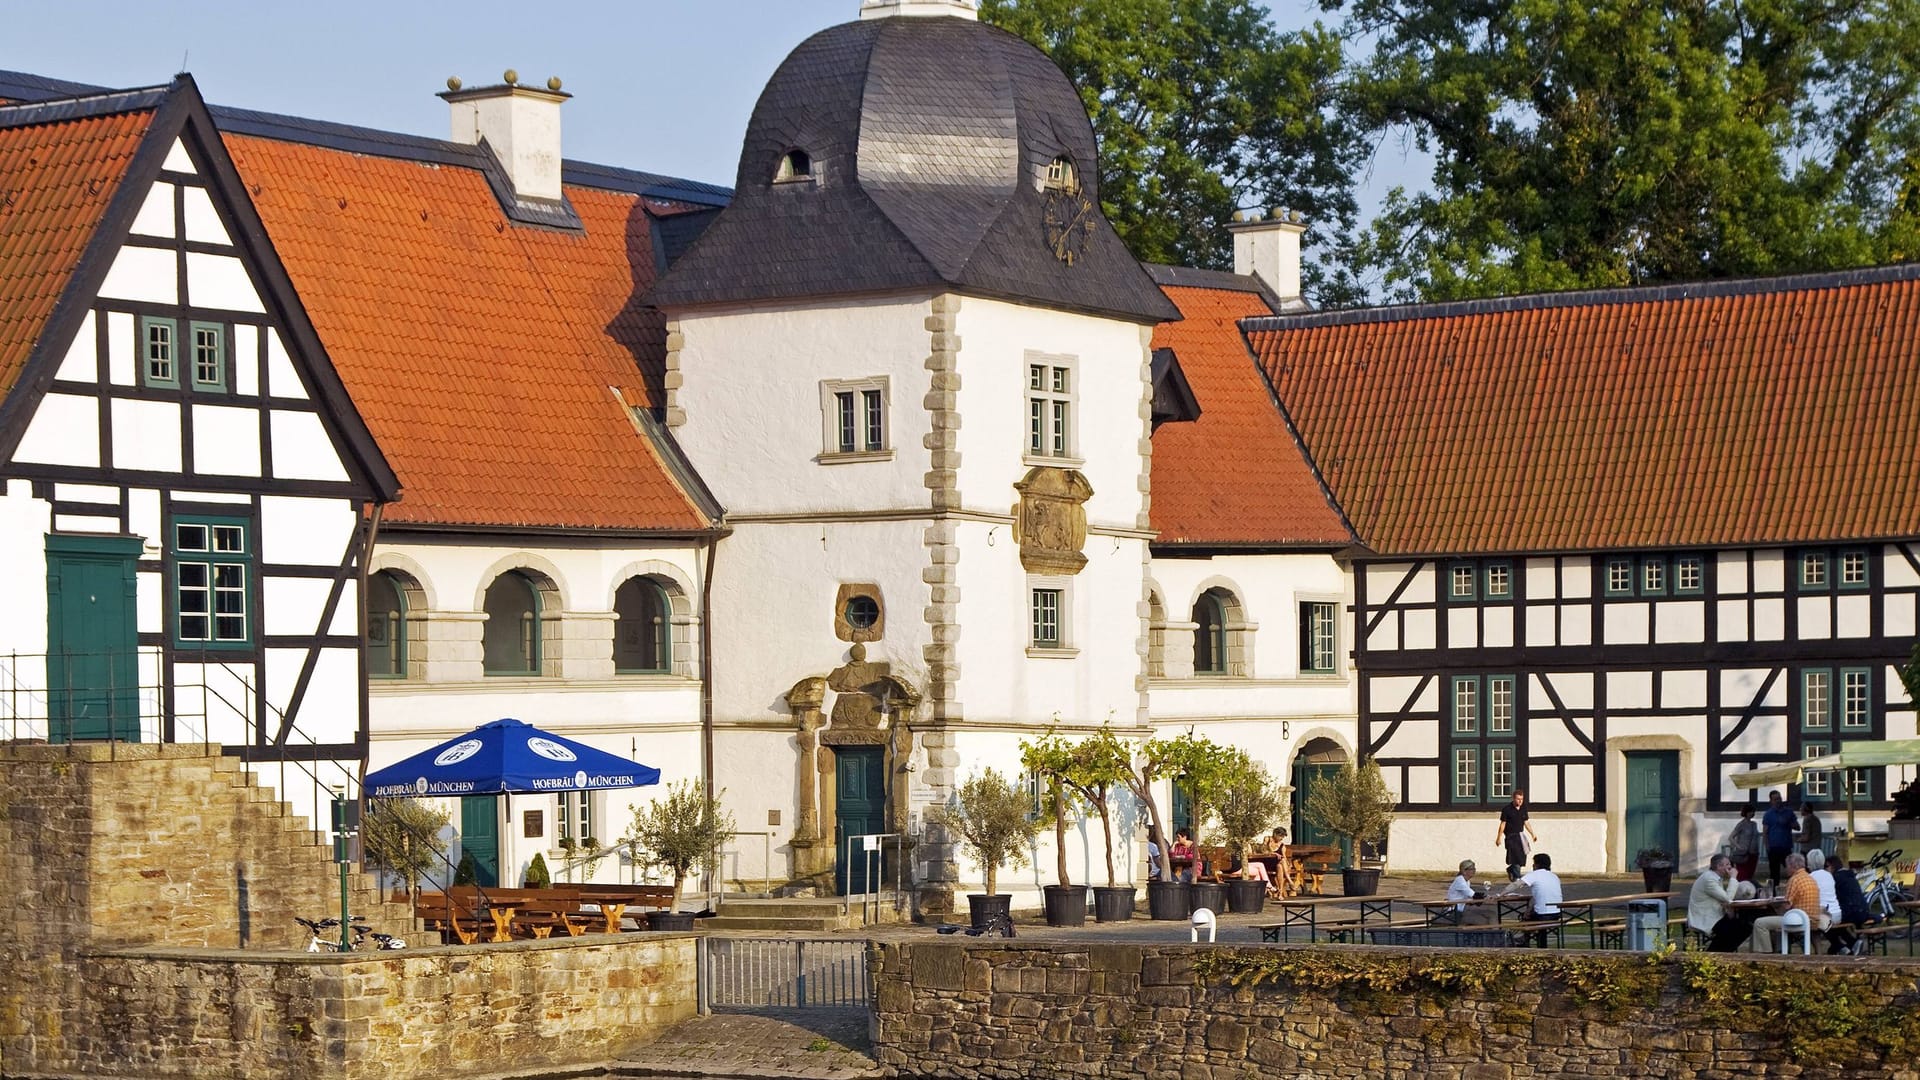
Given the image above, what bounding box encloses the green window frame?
[1299,601,1337,674]
[1488,744,1517,801]
[171,515,250,648]
[558,791,593,844]
[1448,563,1477,601]
[1801,669,1832,732]
[1487,675,1516,734]
[189,320,225,392]
[141,316,179,388]
[1452,676,1479,735]
[367,570,407,679]
[1800,552,1829,589]
[1484,562,1512,601]
[1674,555,1704,594]
[1604,558,1634,596]
[1453,746,1481,802]
[1840,668,1871,730]
[1839,550,1870,589]
[613,577,672,674]
[1803,743,1831,798]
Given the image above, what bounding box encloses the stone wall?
[871,942,1920,1080]
[44,934,696,1080]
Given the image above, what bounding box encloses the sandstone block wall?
[871,942,1920,1080]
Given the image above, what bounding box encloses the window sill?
[817,449,893,465]
[1022,454,1085,470]
[1025,646,1079,659]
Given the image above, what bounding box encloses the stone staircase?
[700,895,910,933]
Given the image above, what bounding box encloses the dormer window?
[775,149,812,183]
[1045,156,1078,193]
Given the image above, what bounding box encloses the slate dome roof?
[647,15,1179,324]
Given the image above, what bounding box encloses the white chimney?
[439,72,570,202]
[860,0,979,18]
[1229,209,1307,301]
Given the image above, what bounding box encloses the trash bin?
[1625,899,1667,951]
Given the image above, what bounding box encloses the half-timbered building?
[1243,269,1920,872]
[0,77,399,822]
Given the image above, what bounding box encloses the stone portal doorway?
[834,746,887,895]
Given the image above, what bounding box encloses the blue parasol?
[365,717,661,798]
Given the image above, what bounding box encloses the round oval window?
[844,595,880,629]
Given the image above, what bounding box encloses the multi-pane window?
[190,321,224,390]
[613,577,672,673]
[173,518,249,646]
[1450,564,1476,600]
[1801,552,1828,588]
[1846,766,1871,799]
[1193,591,1228,674]
[1299,602,1337,674]
[1641,559,1665,595]
[1606,559,1634,595]
[142,316,178,387]
[1485,563,1512,600]
[1026,360,1074,459]
[558,791,593,844]
[1452,674,1518,803]
[1840,550,1869,588]
[1804,743,1831,798]
[1841,669,1870,729]
[821,378,888,457]
[1802,670,1831,731]
[1675,556,1703,593]
[1030,588,1062,648]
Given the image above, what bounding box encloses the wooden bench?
[414,892,484,945]
[1851,922,1896,955]
[1363,921,1560,948]
[1322,917,1428,944]
[1301,862,1335,896]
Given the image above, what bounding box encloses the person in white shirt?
[1687,853,1756,951]
[1501,852,1563,946]
[1805,849,1853,953]
[1440,859,1478,923]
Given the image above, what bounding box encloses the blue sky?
[7,0,1418,231]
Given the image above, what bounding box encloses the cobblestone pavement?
[612,1008,882,1080]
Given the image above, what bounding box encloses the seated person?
[1434,859,1478,922]
[1146,838,1163,881]
[1260,827,1287,855]
[1170,829,1197,884]
[1687,853,1755,952]
[1806,850,1853,954]
[1830,852,1877,955]
[1752,854,1827,953]
[1497,853,1562,945]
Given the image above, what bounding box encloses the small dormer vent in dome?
[775,149,813,183]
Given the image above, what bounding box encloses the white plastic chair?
[1778,908,1813,955]
[1191,907,1216,943]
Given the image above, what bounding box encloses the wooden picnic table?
[1418,895,1532,926]
[1366,921,1563,949]
[1257,894,1403,943]
[1892,900,1920,956]
[1551,891,1680,942]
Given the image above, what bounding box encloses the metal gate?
[697,937,871,1012]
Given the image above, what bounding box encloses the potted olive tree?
[929,768,1046,930]
[625,779,735,930]
[1179,744,1241,917]
[360,796,451,902]
[1123,732,1234,919]
[1069,725,1138,922]
[1020,730,1088,927]
[1302,757,1397,896]
[1212,755,1287,914]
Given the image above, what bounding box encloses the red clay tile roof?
[1243,266,1920,555]
[1149,280,1352,547]
[0,108,153,399]
[222,134,713,532]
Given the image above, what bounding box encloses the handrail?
[839,830,906,925]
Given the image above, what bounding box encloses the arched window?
[1045,155,1078,193]
[367,570,406,679]
[613,577,672,673]
[775,149,812,182]
[1193,590,1228,675]
[483,571,541,675]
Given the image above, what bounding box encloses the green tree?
[930,768,1048,896]
[1302,757,1397,866]
[625,781,736,911]
[1124,731,1240,881]
[361,797,451,898]
[1901,640,1920,707]
[523,851,552,889]
[983,0,1369,304]
[1020,729,1081,888]
[1336,0,1920,301]
[1211,759,1289,864]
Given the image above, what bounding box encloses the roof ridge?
[0,86,170,129]
[1244,261,1920,332]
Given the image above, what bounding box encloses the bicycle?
[296,916,406,952]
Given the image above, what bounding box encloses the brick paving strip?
[611,1008,885,1080]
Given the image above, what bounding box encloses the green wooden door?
[459,797,500,888]
[1292,762,1342,853]
[834,747,887,895]
[46,534,141,742]
[1624,751,1680,864]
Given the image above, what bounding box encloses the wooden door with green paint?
[45,534,141,742]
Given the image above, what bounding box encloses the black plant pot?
[1190,881,1227,915]
[1226,878,1266,914]
[1043,885,1089,927]
[1341,868,1382,896]
[647,911,696,932]
[1092,886,1136,923]
[1640,864,1674,894]
[968,893,1013,930]
[1146,880,1192,921]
